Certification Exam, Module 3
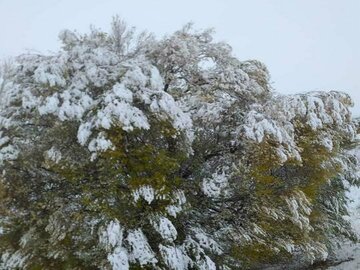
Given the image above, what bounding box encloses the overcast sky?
[1,0,359,115]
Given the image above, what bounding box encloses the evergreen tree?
[0,18,358,269]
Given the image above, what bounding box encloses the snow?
[197,255,216,270]
[38,95,60,115]
[1,251,28,269]
[99,220,124,249]
[329,186,360,270]
[1,33,195,160]
[243,111,282,143]
[33,57,67,87]
[21,88,41,110]
[77,122,93,146]
[127,229,158,266]
[57,90,94,121]
[166,205,182,218]
[94,92,150,131]
[132,185,155,204]
[0,136,18,166]
[112,83,133,102]
[99,220,130,270]
[202,170,229,198]
[193,228,223,255]
[285,193,311,230]
[88,133,114,159]
[159,244,190,270]
[152,216,178,241]
[58,29,78,45]
[108,247,129,270]
[0,21,359,270]
[182,237,217,270]
[166,190,187,217]
[45,146,62,163]
[242,91,355,164]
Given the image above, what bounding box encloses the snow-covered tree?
[0,18,358,269]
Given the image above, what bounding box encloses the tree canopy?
[0,17,359,270]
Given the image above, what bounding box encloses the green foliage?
[0,118,188,269]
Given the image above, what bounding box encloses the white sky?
[1,0,359,115]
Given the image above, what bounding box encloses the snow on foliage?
[127,229,158,266]
[99,220,124,250]
[193,228,223,255]
[108,247,129,270]
[44,146,62,163]
[99,221,158,268]
[0,31,193,161]
[151,216,178,241]
[132,185,155,204]
[166,190,187,217]
[285,190,312,230]
[159,244,191,270]
[202,170,229,198]
[243,91,355,163]
[0,132,18,165]
[99,220,130,270]
[0,18,359,270]
[1,251,28,269]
